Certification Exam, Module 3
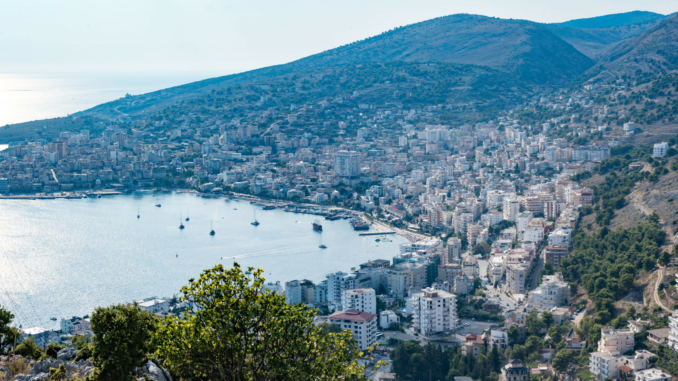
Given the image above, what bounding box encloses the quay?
[358,232,396,236]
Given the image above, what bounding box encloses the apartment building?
[410,287,458,337]
[328,310,378,350]
[506,264,527,295]
[501,360,529,381]
[341,288,377,314]
[527,273,570,309]
[544,245,569,268]
[598,327,634,355]
[590,351,624,380]
[285,279,315,305]
[667,309,678,352]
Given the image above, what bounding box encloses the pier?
[358,231,396,236]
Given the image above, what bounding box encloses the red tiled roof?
[619,366,633,373]
[328,309,377,323]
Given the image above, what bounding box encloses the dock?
[358,232,396,236]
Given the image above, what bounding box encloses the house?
[635,368,671,381]
[629,319,648,334]
[137,299,169,314]
[647,328,670,345]
[462,334,486,357]
[501,360,528,381]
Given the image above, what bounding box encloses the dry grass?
[6,357,31,376]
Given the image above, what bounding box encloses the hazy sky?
[1,0,675,74]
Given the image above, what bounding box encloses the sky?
[1,0,676,75]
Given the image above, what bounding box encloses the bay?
[0,192,403,329]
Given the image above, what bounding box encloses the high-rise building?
[285,279,315,305]
[503,198,520,222]
[334,150,360,178]
[446,238,462,264]
[410,287,457,337]
[341,288,376,314]
[0,178,8,194]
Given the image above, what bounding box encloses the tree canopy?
[154,263,373,381]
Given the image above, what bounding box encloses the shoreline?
[0,188,432,244]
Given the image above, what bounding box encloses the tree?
[525,312,545,336]
[90,304,157,381]
[473,242,491,256]
[507,325,520,343]
[542,311,554,328]
[14,337,42,360]
[0,305,15,355]
[318,323,342,335]
[552,349,573,372]
[155,264,373,381]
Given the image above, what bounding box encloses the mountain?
[556,11,665,29]
[57,13,593,123]
[595,15,678,76]
[287,14,593,85]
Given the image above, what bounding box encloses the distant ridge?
[557,11,665,29]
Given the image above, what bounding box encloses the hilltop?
[556,10,666,29]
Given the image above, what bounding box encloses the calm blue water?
[0,71,227,126]
[0,192,403,329]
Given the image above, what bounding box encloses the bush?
[46,342,66,359]
[14,338,43,360]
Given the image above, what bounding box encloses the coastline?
[0,187,432,244]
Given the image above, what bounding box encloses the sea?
[0,71,228,127]
[0,192,404,329]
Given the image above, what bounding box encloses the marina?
[0,191,405,329]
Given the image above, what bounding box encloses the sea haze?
[0,71,227,126]
[0,192,403,329]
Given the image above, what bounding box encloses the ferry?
[351,219,369,231]
[262,205,276,210]
[312,220,323,231]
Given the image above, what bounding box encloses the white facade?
[137,299,169,314]
[668,310,678,352]
[636,368,671,381]
[326,271,358,303]
[410,287,458,337]
[590,351,623,380]
[380,310,400,329]
[548,228,571,247]
[341,288,377,314]
[334,150,360,178]
[503,198,520,222]
[328,310,378,350]
[506,264,527,295]
[528,273,570,309]
[598,327,634,355]
[654,142,669,158]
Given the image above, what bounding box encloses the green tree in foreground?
[90,304,157,381]
[0,305,16,355]
[155,263,374,381]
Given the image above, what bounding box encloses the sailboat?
[319,232,327,249]
[137,208,140,219]
[179,214,185,229]
[186,210,190,222]
[251,210,260,226]
[210,220,215,236]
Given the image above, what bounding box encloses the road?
[530,250,545,290]
[653,266,672,313]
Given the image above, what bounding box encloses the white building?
[328,310,378,350]
[334,150,360,178]
[506,264,527,296]
[654,142,669,158]
[285,279,315,305]
[503,198,521,222]
[548,228,571,247]
[598,327,634,355]
[410,287,458,337]
[635,368,671,381]
[341,288,377,314]
[488,329,509,349]
[590,351,624,380]
[137,299,169,314]
[326,271,358,303]
[379,310,400,329]
[528,273,571,309]
[667,310,678,352]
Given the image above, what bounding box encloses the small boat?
[375,238,380,242]
[155,203,161,207]
[50,317,57,321]
[97,194,101,198]
[319,233,327,249]
[186,210,190,222]
[234,208,237,210]
[263,205,276,210]
[180,215,185,229]
[251,210,260,226]
[137,208,140,219]
[313,220,323,231]
[210,220,215,236]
